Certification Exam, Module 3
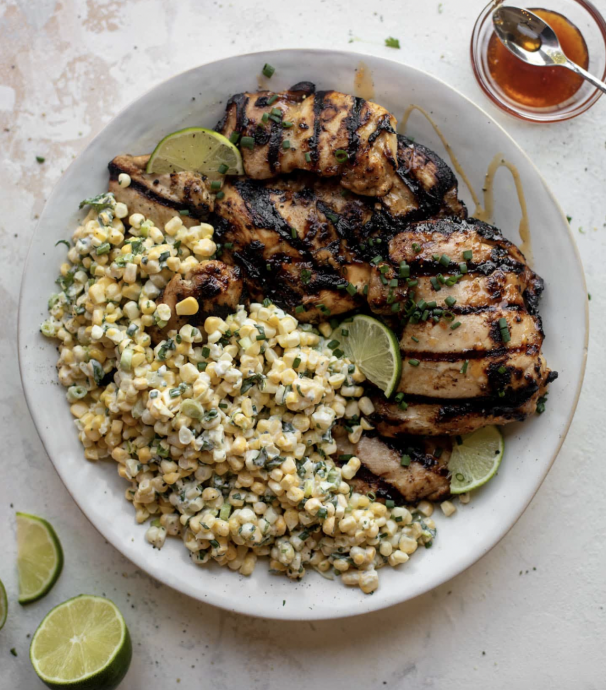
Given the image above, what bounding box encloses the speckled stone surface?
[1,1,605,687]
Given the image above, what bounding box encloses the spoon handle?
[562,58,606,96]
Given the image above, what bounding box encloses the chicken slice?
[217,82,399,197]
[149,261,243,343]
[335,430,451,504]
[108,154,214,229]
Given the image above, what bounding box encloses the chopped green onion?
[498,365,507,374]
[197,362,208,372]
[267,94,278,105]
[305,152,312,163]
[333,349,344,358]
[450,321,462,330]
[401,454,411,466]
[444,296,457,307]
[271,107,282,117]
[335,149,349,163]
[216,191,225,200]
[498,317,508,329]
[282,120,294,128]
[459,261,468,274]
[439,254,451,267]
[179,209,190,216]
[282,140,291,150]
[460,360,469,374]
[229,132,240,144]
[261,112,269,123]
[240,136,255,149]
[95,242,111,255]
[295,305,305,314]
[210,180,222,191]
[327,340,339,350]
[346,283,357,296]
[408,359,420,367]
[262,63,276,78]
[293,357,301,369]
[412,242,422,253]
[385,500,395,508]
[218,163,229,174]
[463,249,473,261]
[411,336,419,343]
[430,277,441,291]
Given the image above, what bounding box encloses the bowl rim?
[470,0,606,123]
[17,47,589,620]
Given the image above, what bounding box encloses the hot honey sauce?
[487,8,589,107]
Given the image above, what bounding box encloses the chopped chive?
[224,242,233,248]
[267,94,278,105]
[218,163,229,174]
[202,346,210,357]
[179,209,190,216]
[327,340,339,350]
[293,357,301,368]
[371,255,383,265]
[229,132,241,144]
[501,326,511,343]
[394,392,404,402]
[437,273,446,285]
[337,283,347,290]
[291,227,297,239]
[425,300,437,309]
[412,242,422,253]
[399,400,408,410]
[432,254,440,262]
[421,309,429,321]
[335,149,349,163]
[498,317,508,329]
[450,321,462,330]
[407,279,418,287]
[271,107,282,117]
[346,283,357,296]
[305,152,312,163]
[240,136,255,149]
[197,362,208,372]
[460,360,469,374]
[216,191,225,200]
[498,390,506,398]
[261,112,269,123]
[430,277,441,291]
[262,63,276,78]
[95,242,111,255]
[333,349,344,358]
[386,500,395,508]
[389,278,398,288]
[341,328,349,336]
[445,296,457,307]
[459,261,468,274]
[282,140,291,150]
[210,180,222,191]
[36,156,45,163]
[379,265,390,274]
[439,254,451,267]
[408,359,420,367]
[411,336,419,343]
[282,120,294,128]
[417,299,427,311]
[463,249,473,261]
[401,454,411,466]
[399,262,410,278]
[295,305,305,313]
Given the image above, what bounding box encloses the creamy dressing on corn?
[42,193,436,594]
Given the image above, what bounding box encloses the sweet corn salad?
[41,191,437,594]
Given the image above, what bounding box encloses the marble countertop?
[1,0,605,687]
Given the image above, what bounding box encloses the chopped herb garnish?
[439,254,451,267]
[460,360,469,374]
[401,454,411,466]
[295,305,305,314]
[282,140,291,150]
[305,152,312,163]
[385,37,401,49]
[229,132,241,144]
[346,283,357,296]
[240,136,255,149]
[444,296,457,307]
[459,261,468,274]
[463,249,473,261]
[450,321,462,330]
[334,149,349,163]
[36,156,45,163]
[267,94,278,105]
[262,63,276,78]
[408,359,420,367]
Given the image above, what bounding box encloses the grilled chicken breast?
[335,430,451,504]
[108,154,214,227]
[150,261,243,343]
[370,217,556,436]
[217,81,400,197]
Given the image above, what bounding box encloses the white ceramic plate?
[18,50,588,621]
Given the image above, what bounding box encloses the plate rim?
[17,47,589,621]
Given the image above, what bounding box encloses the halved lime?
[30,594,132,690]
[0,578,7,630]
[146,127,244,176]
[448,426,504,494]
[16,512,64,604]
[335,314,402,397]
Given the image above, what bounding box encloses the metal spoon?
[492,5,606,95]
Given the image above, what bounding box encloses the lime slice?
[335,314,402,397]
[0,578,7,630]
[16,512,64,604]
[30,594,132,690]
[448,426,504,494]
[146,127,244,176]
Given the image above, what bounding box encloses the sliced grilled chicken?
[217,82,399,197]
[368,217,556,436]
[108,154,214,228]
[334,430,451,504]
[149,261,243,343]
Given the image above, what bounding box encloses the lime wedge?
[448,426,504,494]
[0,578,7,630]
[335,314,402,397]
[16,512,63,604]
[30,594,132,690]
[146,127,244,176]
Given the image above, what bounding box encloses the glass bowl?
[471,0,606,122]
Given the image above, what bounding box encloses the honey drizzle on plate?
[353,61,375,100]
[399,105,532,262]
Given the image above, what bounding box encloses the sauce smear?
[487,8,589,107]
